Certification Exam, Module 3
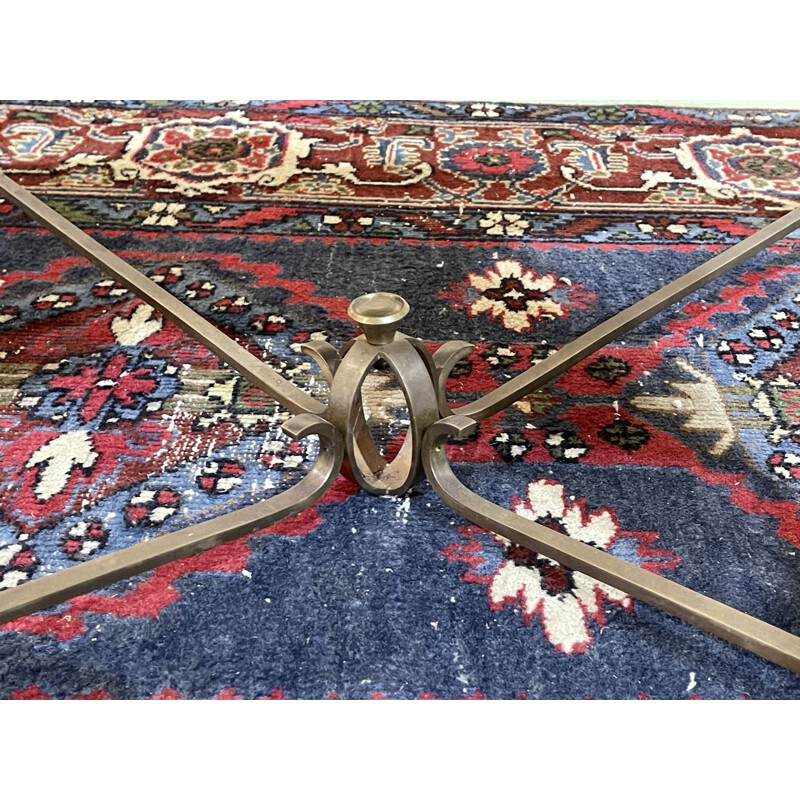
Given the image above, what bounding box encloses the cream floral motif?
[468,103,501,118]
[487,480,631,654]
[465,259,588,333]
[443,479,678,654]
[478,211,530,236]
[674,127,800,206]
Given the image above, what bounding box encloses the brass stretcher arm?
[3,168,800,674]
[454,206,800,422]
[0,171,325,417]
[422,416,800,674]
[423,207,800,674]
[0,414,344,625]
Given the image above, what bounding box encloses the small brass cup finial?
[347,292,410,345]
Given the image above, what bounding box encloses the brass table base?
[2,169,800,675]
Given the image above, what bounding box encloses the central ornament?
[304,292,471,496]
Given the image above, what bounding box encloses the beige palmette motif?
[631,358,737,457]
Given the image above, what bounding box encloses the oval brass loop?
[302,339,385,476]
[327,337,439,495]
[326,339,388,480]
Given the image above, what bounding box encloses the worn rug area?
[1,101,800,699]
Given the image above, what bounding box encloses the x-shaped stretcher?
[1,171,800,674]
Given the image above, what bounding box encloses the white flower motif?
[769,451,800,480]
[94,279,130,298]
[487,480,632,654]
[0,542,37,589]
[467,259,564,333]
[478,211,530,236]
[185,281,216,300]
[637,221,687,236]
[469,103,500,118]
[262,439,307,470]
[142,202,186,227]
[34,293,75,309]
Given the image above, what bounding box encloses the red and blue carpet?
[1,100,799,699]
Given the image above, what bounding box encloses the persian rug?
[1,100,800,700]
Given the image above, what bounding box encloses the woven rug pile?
[1,100,800,699]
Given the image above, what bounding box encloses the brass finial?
[347,292,410,345]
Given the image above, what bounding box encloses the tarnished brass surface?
[325,336,439,495]
[347,292,410,345]
[3,169,800,675]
